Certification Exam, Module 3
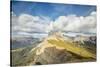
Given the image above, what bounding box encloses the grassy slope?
[47,37,96,59]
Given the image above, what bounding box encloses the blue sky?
[11,1,96,38]
[11,1,96,20]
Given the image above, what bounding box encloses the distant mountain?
[73,35,96,52]
[11,36,43,49]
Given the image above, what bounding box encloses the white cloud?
[11,11,96,38]
[52,11,96,33]
[11,13,51,38]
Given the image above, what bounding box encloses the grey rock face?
[34,47,73,65]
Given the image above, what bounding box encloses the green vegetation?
[47,37,96,59]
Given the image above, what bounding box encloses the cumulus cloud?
[11,11,96,38]
[52,11,96,33]
[11,12,52,37]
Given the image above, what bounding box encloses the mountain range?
[11,32,96,66]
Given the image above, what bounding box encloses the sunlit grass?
[47,37,96,59]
